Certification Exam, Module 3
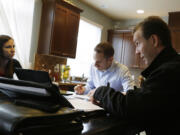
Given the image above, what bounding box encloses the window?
[67,17,102,78]
[0,0,34,68]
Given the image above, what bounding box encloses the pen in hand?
[74,84,85,95]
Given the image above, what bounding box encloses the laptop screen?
[15,68,52,84]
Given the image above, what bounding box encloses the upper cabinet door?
[123,32,139,67]
[170,28,180,53]
[168,11,180,53]
[38,0,82,58]
[66,9,80,58]
[108,30,146,69]
[51,4,68,56]
[111,33,124,63]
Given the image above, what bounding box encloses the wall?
[114,16,168,29]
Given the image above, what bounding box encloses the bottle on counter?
[60,64,65,82]
[60,65,70,82]
[48,69,52,80]
[53,64,60,82]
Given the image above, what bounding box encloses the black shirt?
[94,47,180,135]
[3,59,22,78]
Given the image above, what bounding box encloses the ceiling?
[79,0,180,21]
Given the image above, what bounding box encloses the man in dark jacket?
[91,16,179,135]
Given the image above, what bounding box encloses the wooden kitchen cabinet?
[169,27,180,53]
[168,11,180,53]
[108,29,146,69]
[38,0,82,58]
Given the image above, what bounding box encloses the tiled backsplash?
[129,67,143,87]
[34,53,67,72]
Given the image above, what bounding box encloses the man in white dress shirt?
[74,42,134,95]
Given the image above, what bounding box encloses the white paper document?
[71,94,90,100]
[64,92,103,112]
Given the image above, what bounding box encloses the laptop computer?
[15,68,52,85]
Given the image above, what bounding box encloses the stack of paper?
[64,92,103,112]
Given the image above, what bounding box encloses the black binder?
[0,100,83,135]
[0,76,83,135]
[0,77,73,112]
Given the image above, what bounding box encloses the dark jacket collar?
[141,47,178,78]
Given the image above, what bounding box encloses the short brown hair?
[94,42,114,59]
[0,35,12,56]
[0,35,14,78]
[133,16,172,47]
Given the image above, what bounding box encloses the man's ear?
[151,34,159,47]
[108,56,113,62]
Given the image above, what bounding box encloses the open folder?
[0,76,51,97]
[0,77,74,112]
[0,82,50,96]
[0,77,84,135]
[64,91,103,112]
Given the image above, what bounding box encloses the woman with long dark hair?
[0,35,21,78]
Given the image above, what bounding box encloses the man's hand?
[90,97,100,106]
[121,92,126,95]
[87,89,96,98]
[88,89,100,105]
[74,84,85,95]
